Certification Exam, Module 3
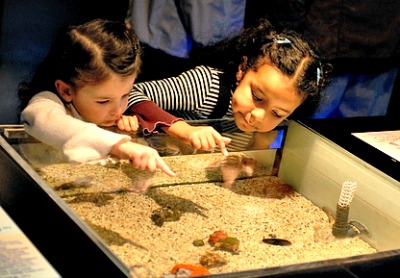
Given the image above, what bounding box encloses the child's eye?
[252,92,263,102]
[97,100,110,104]
[273,111,283,119]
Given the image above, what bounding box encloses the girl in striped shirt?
[119,19,331,153]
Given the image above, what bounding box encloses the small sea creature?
[262,237,292,246]
[68,192,113,207]
[322,206,335,224]
[262,182,295,199]
[192,239,205,247]
[199,251,227,268]
[151,207,182,227]
[127,179,154,193]
[208,230,228,246]
[207,153,258,189]
[56,176,94,190]
[214,237,240,252]
[170,264,210,277]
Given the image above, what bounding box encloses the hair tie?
[316,67,321,86]
[273,37,291,44]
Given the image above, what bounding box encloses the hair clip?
[273,37,291,44]
[316,67,321,86]
[132,44,139,51]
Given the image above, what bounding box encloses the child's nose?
[111,104,124,115]
[251,108,266,123]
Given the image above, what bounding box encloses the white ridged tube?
[338,181,357,208]
[332,181,358,238]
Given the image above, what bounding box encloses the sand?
[35,152,376,278]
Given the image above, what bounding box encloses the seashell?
[262,238,292,246]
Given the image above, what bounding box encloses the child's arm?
[21,92,174,176]
[124,100,183,134]
[125,66,232,155]
[162,121,231,156]
[110,138,175,176]
[128,66,222,114]
[125,100,231,156]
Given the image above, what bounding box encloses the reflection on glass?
[144,118,287,156]
[0,119,287,169]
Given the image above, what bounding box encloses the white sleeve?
[21,91,131,164]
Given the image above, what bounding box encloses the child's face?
[70,74,136,127]
[232,63,304,132]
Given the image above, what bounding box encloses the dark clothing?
[246,0,400,74]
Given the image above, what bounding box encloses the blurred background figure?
[126,0,246,81]
[245,0,400,118]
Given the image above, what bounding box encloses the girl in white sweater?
[124,19,332,152]
[17,19,178,175]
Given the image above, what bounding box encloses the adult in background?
[126,0,246,82]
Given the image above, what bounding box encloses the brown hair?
[18,18,142,110]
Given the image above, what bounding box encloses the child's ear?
[236,56,248,82]
[55,80,73,102]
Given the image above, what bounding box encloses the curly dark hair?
[17,18,142,111]
[191,18,332,117]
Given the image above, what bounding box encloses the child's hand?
[116,115,140,132]
[186,126,232,156]
[110,139,175,177]
[164,121,231,156]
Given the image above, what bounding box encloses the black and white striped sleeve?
[128,65,221,115]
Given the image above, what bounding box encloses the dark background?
[0,0,129,124]
[1,0,399,124]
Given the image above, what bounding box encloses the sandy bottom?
[36,153,376,278]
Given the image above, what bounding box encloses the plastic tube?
[332,181,357,238]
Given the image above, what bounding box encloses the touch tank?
[1,118,400,277]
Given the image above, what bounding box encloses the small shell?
[262,238,292,246]
[214,237,240,251]
[208,230,228,246]
[199,251,227,267]
[192,239,205,247]
[151,207,182,227]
